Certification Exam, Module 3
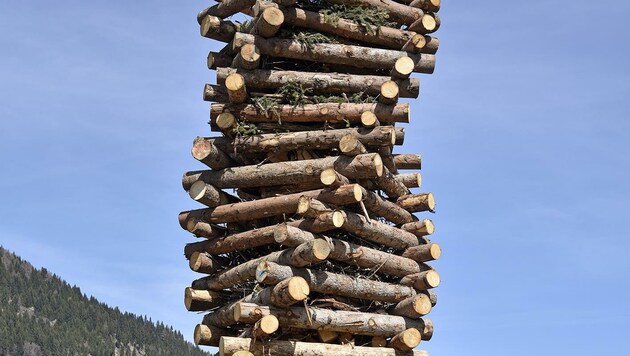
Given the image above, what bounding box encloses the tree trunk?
[188,181,240,208]
[185,226,276,257]
[397,193,436,212]
[184,288,222,312]
[180,184,363,224]
[362,189,415,225]
[192,240,330,291]
[327,239,423,277]
[182,153,383,190]
[194,324,227,346]
[191,137,237,170]
[234,302,433,339]
[210,126,397,154]
[210,102,410,125]
[232,43,261,70]
[325,0,423,25]
[394,154,422,170]
[216,68,420,98]
[402,243,441,262]
[200,16,237,42]
[240,315,279,339]
[231,33,435,74]
[388,328,422,351]
[389,294,432,318]
[287,210,346,233]
[189,252,224,274]
[399,270,441,290]
[218,337,429,356]
[256,261,416,303]
[373,166,411,198]
[340,211,420,250]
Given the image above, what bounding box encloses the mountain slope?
[0,246,210,356]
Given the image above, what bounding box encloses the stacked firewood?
[181,1,442,355]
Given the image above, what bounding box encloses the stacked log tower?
[182,1,442,355]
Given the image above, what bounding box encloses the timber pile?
[182,0,442,355]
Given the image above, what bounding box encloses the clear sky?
[1,1,629,355]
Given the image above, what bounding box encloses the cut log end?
[374,154,384,177]
[287,276,310,301]
[414,294,433,315]
[194,324,218,346]
[312,239,332,261]
[392,57,415,79]
[388,328,422,351]
[216,112,237,131]
[430,243,442,260]
[379,81,400,104]
[257,314,280,335]
[332,210,346,228]
[426,270,441,288]
[360,111,379,128]
[225,73,247,104]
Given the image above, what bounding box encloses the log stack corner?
[182,0,443,355]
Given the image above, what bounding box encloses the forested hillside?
[0,246,210,356]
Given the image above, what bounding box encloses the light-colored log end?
[332,210,346,228]
[423,219,435,235]
[287,276,310,301]
[352,184,364,201]
[189,180,207,201]
[194,324,216,346]
[389,328,422,351]
[257,315,280,335]
[414,294,433,315]
[232,351,255,356]
[380,81,400,103]
[392,57,415,79]
[374,154,384,177]
[427,192,436,211]
[360,111,379,128]
[216,112,237,131]
[426,270,441,288]
[318,330,339,343]
[429,243,441,260]
[312,239,332,261]
[191,138,212,161]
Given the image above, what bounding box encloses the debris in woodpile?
[184,0,442,355]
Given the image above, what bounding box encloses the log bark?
[211,102,410,125]
[197,0,257,25]
[361,111,380,128]
[231,33,435,74]
[340,211,420,250]
[320,168,350,189]
[182,153,383,190]
[388,328,422,351]
[394,154,422,170]
[397,173,423,188]
[241,315,279,339]
[189,252,224,274]
[397,193,436,212]
[218,337,429,356]
[203,83,230,102]
[192,240,330,291]
[184,218,226,239]
[377,145,398,174]
[390,294,432,318]
[408,0,441,12]
[208,51,234,70]
[256,261,416,303]
[373,166,411,198]
[287,210,346,233]
[180,184,363,224]
[325,0,424,25]
[210,126,397,154]
[241,7,284,38]
[402,243,441,262]
[216,68,420,98]
[194,324,226,346]
[184,288,222,312]
[274,224,316,247]
[234,302,433,339]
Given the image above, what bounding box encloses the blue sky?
[1,1,629,355]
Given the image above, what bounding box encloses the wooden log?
[424,35,439,54]
[408,0,441,12]
[197,0,256,24]
[270,276,310,308]
[182,153,383,190]
[379,81,400,104]
[317,330,339,343]
[191,137,236,171]
[408,13,439,34]
[211,102,410,125]
[402,243,441,262]
[216,68,420,98]
[361,111,380,128]
[325,0,424,25]
[234,302,433,339]
[320,168,350,189]
[200,16,236,42]
[180,184,363,225]
[287,211,346,233]
[241,315,279,339]
[397,173,422,188]
[186,226,276,256]
[274,224,316,247]
[184,217,226,239]
[232,351,254,356]
[328,239,424,277]
[388,328,422,351]
[211,126,397,154]
[397,193,436,212]
[391,57,415,79]
[400,270,441,290]
[373,166,411,198]
[362,189,415,225]
[242,7,284,38]
[194,324,226,346]
[188,181,239,208]
[339,134,367,156]
[232,44,261,70]
[394,154,422,170]
[390,294,432,318]
[189,252,223,274]
[256,261,416,303]
[377,146,398,174]
[208,50,234,70]
[225,73,248,104]
[192,240,330,291]
[203,83,229,102]
[255,4,428,53]
[218,337,429,356]
[184,288,222,312]
[231,33,435,74]
[340,210,420,250]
